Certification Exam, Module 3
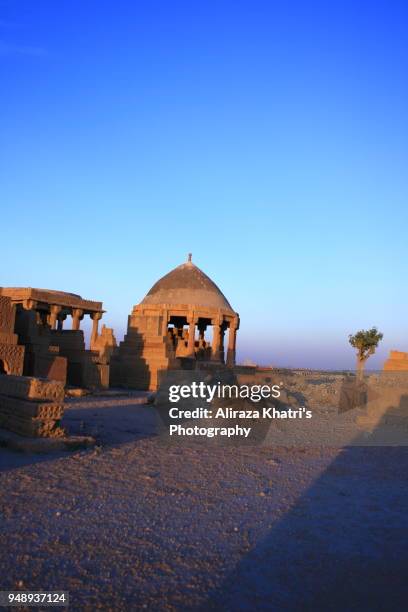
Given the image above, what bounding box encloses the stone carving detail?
[0,374,65,437]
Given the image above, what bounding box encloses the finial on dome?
[188,253,192,263]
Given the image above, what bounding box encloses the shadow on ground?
[203,404,408,611]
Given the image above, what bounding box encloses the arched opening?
[0,359,9,375]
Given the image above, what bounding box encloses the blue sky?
[1,0,407,368]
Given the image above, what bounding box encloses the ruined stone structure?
[0,287,110,388]
[384,350,408,371]
[110,256,240,390]
[0,296,25,376]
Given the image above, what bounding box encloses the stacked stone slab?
[0,375,65,437]
[0,296,25,375]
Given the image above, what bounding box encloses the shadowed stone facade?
[0,296,25,376]
[110,256,240,391]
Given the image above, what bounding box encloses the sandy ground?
[1,394,408,611]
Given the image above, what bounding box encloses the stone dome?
[141,258,235,312]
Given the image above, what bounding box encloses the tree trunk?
[356,356,365,381]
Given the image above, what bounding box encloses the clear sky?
[1,0,407,369]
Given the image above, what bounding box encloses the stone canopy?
[110,255,240,390]
[0,286,109,388]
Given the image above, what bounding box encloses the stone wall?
[50,330,109,389]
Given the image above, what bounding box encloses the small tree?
[349,327,383,380]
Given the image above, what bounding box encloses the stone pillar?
[90,312,102,349]
[22,299,37,311]
[211,318,222,361]
[226,319,238,366]
[48,305,62,330]
[72,308,84,331]
[187,315,196,356]
[57,314,67,331]
[21,299,42,327]
[220,324,226,364]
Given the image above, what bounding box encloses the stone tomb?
[0,287,113,389]
[110,256,240,391]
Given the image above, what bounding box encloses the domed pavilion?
[110,255,240,390]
